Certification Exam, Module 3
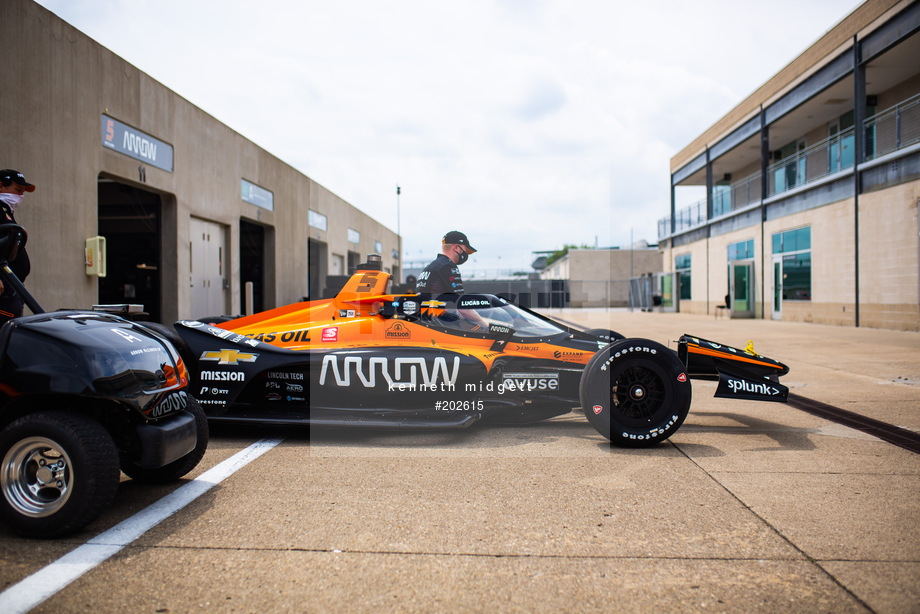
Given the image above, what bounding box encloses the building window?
[374,240,383,254]
[772,227,811,301]
[308,210,327,231]
[828,111,855,174]
[772,139,806,194]
[347,228,360,244]
[675,253,691,300]
[712,183,731,217]
[727,239,754,261]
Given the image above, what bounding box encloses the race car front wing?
[678,335,789,403]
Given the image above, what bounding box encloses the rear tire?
[121,399,209,484]
[0,411,120,538]
[580,339,691,447]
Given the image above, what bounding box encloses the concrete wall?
[763,200,858,327]
[541,248,663,307]
[858,180,920,329]
[0,0,398,321]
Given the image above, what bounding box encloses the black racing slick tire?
[580,338,691,447]
[120,398,209,484]
[0,411,120,538]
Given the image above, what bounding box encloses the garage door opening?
[97,179,162,322]
[308,239,328,299]
[240,219,266,314]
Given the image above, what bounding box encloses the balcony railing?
[767,127,855,197]
[658,197,706,236]
[658,171,762,238]
[660,93,920,241]
[715,171,761,216]
[864,92,920,161]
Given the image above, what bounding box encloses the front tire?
[0,411,120,538]
[121,399,209,484]
[580,339,691,447]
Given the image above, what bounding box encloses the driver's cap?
[0,170,35,192]
[443,230,476,252]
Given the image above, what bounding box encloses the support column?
[853,37,864,328]
[670,179,676,235]
[760,107,769,319]
[705,148,713,221]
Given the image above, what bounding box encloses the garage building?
[1,0,399,323]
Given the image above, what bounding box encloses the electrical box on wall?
[85,236,106,277]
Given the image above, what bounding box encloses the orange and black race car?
[149,254,790,447]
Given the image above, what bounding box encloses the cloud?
[513,78,568,122]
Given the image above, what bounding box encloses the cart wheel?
[0,411,120,538]
[121,398,209,484]
[580,338,691,447]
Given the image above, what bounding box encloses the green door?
[660,274,674,310]
[729,261,754,318]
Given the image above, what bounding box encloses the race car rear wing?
[678,335,789,403]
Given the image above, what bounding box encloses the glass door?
[729,261,754,318]
[660,273,674,311]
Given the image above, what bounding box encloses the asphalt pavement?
[1,309,918,613]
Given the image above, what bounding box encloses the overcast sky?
[37,0,861,274]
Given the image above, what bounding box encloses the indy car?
[151,254,789,447]
[0,225,208,538]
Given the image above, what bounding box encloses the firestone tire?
[580,338,691,447]
[120,398,209,484]
[0,411,120,538]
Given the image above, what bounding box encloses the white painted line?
[0,437,283,614]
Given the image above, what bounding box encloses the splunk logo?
[319,355,460,389]
[726,378,781,396]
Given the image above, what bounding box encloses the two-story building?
[660,0,920,330]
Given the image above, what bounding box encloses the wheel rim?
[611,365,669,427]
[1,437,74,518]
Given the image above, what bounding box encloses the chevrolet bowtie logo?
[200,349,259,365]
[421,300,446,308]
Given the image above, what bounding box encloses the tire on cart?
[0,410,121,538]
[580,338,691,447]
